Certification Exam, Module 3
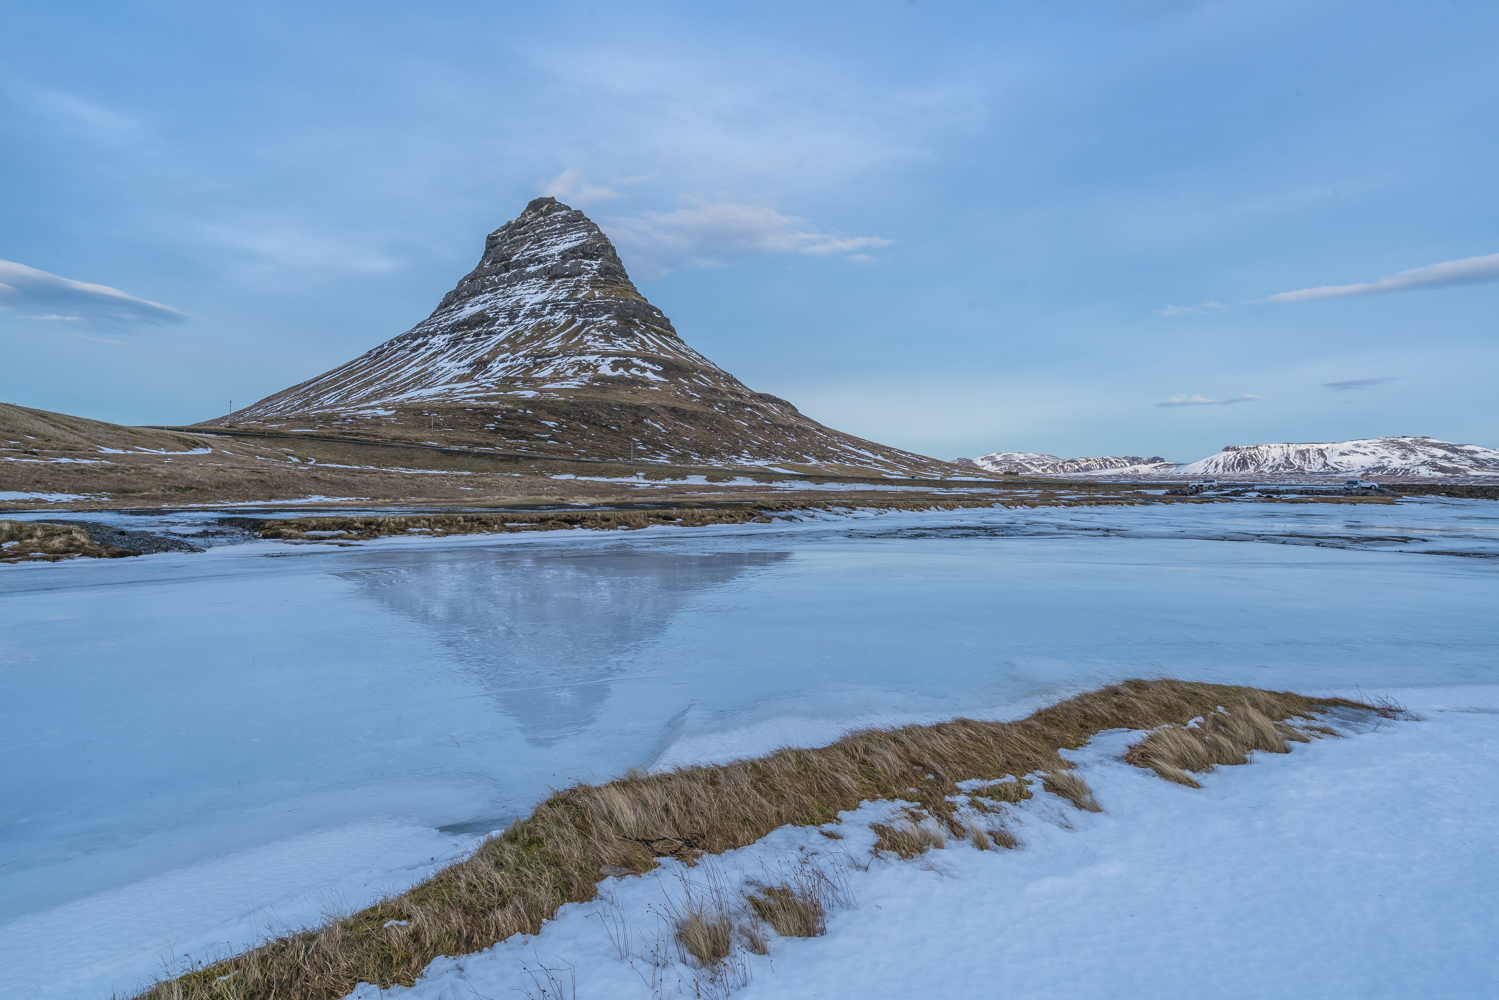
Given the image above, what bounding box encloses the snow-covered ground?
[360,687,1498,1000]
[2,500,1497,998]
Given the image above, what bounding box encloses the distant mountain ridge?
[213,198,958,478]
[958,452,1171,475]
[1177,437,1499,477]
[957,436,1499,478]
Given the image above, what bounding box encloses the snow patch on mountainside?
[960,452,1172,475]
[960,437,1499,478]
[1179,436,1499,476]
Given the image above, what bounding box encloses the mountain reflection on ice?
[341,549,790,746]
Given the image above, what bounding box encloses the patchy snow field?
[1,500,1497,998]
[355,690,1498,1000]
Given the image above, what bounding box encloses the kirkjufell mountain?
[210,198,957,477]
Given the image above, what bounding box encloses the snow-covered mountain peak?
[431,197,656,326]
[210,200,958,476]
[232,197,728,418]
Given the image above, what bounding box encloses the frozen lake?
[3,499,1498,999]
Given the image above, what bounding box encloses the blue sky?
[2,0,1496,462]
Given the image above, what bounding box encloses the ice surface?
[2,500,1497,998]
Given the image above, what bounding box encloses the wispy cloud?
[541,169,636,205]
[64,331,128,345]
[1156,301,1229,317]
[194,224,401,274]
[1160,252,1499,315]
[1155,393,1260,407]
[1264,252,1499,303]
[604,201,894,278]
[1322,377,1400,391]
[0,260,183,324]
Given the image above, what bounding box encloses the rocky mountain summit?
[211,198,957,477]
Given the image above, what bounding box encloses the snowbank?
[356,688,1498,1000]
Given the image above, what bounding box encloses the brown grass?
[1125,702,1347,787]
[1041,770,1102,812]
[253,497,1168,544]
[871,818,947,859]
[980,778,1032,804]
[747,886,825,937]
[984,822,1022,850]
[257,507,782,540]
[136,679,1381,1000]
[674,907,734,967]
[746,858,847,938]
[0,520,135,563]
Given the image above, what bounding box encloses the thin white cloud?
[1322,377,1400,391]
[0,260,183,324]
[1157,301,1229,317]
[604,201,893,278]
[1156,393,1260,407]
[541,169,624,205]
[195,224,401,274]
[1265,252,1499,303]
[26,86,143,140]
[64,331,128,345]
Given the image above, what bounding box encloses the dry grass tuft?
[746,858,847,939]
[1040,769,1102,812]
[738,920,769,956]
[870,818,947,859]
[137,679,1378,1000]
[985,822,1022,850]
[747,885,825,937]
[1124,700,1352,785]
[674,907,734,967]
[1366,693,1421,721]
[980,778,1032,804]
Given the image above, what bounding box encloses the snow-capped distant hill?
[1177,437,1499,477]
[960,452,1172,475]
[961,436,1499,479]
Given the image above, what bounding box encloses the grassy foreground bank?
[133,680,1388,1000]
